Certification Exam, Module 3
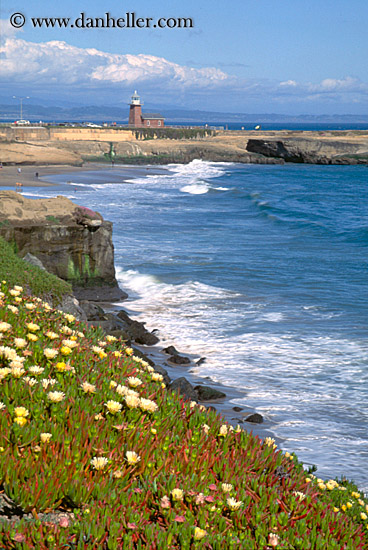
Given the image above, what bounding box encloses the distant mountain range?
[1,101,368,124]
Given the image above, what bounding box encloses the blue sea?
[19,160,368,491]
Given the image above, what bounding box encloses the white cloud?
[0,35,230,90]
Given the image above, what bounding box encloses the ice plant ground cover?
[0,282,368,549]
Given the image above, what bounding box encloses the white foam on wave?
[180,184,210,195]
[125,159,231,191]
[115,264,368,484]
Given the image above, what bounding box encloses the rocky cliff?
[0,191,125,301]
[246,137,368,164]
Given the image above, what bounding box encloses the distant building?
[128,91,164,128]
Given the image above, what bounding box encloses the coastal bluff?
[0,191,125,301]
[1,126,368,166]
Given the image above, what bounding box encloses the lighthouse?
[128,91,165,128]
[128,91,143,127]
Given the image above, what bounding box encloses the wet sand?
[0,163,166,188]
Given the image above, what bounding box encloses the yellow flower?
[105,400,122,414]
[326,481,337,491]
[56,362,67,372]
[98,351,107,359]
[226,497,243,511]
[346,502,352,509]
[40,433,52,443]
[81,381,96,394]
[305,477,312,483]
[341,504,347,511]
[25,303,36,310]
[27,322,40,332]
[61,326,73,335]
[333,507,339,512]
[106,335,117,343]
[151,428,157,435]
[90,456,109,471]
[110,380,118,389]
[361,513,367,521]
[264,437,277,449]
[171,488,184,501]
[27,333,38,342]
[14,417,27,426]
[92,346,104,354]
[14,406,29,417]
[193,527,207,541]
[14,297,22,303]
[46,331,59,340]
[318,482,326,490]
[44,348,58,359]
[125,347,133,356]
[151,373,163,382]
[125,451,141,465]
[47,391,65,403]
[60,346,72,356]
[351,491,360,499]
[64,314,75,323]
[113,351,122,358]
[221,483,233,493]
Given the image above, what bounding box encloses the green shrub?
[0,236,72,301]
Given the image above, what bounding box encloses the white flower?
[40,433,52,443]
[14,406,29,417]
[44,348,58,359]
[0,402,6,411]
[81,381,96,394]
[14,338,27,349]
[105,400,122,414]
[139,398,158,413]
[116,384,129,396]
[42,378,56,389]
[219,425,228,437]
[151,372,163,382]
[264,437,277,449]
[226,497,243,511]
[28,366,45,375]
[48,391,65,403]
[0,322,12,333]
[202,424,210,434]
[62,339,78,349]
[221,483,233,493]
[124,394,140,409]
[125,451,141,465]
[46,331,59,340]
[127,376,142,388]
[90,456,109,470]
[23,377,38,387]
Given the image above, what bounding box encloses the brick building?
[128,91,164,128]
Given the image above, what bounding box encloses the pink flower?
[160,495,171,509]
[59,516,69,528]
[13,534,26,542]
[127,523,137,529]
[209,484,217,491]
[174,515,185,522]
[205,495,214,503]
[195,493,206,505]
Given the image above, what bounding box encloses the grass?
[0,237,72,303]
[0,281,367,549]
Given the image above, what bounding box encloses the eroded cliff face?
[0,191,125,301]
[246,138,368,164]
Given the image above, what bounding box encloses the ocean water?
[22,160,368,491]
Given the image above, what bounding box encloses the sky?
[1,0,368,114]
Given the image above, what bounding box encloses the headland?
[1,126,368,167]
